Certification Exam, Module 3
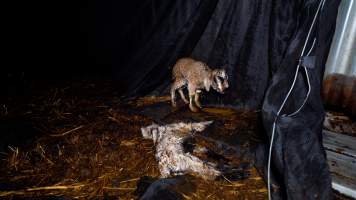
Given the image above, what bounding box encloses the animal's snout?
[217,88,225,94]
[217,80,229,94]
[223,80,229,89]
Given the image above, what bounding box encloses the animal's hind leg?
[171,88,177,107]
[179,89,188,104]
[194,91,202,108]
[185,154,220,179]
[171,79,186,107]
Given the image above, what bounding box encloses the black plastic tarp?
[260,0,340,199]
[110,0,340,199]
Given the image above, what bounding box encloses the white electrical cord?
[288,38,315,117]
[267,1,325,199]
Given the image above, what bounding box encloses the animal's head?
[141,124,161,145]
[212,68,229,94]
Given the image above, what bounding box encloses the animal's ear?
[212,69,219,76]
[141,124,159,140]
[141,126,152,139]
[152,128,159,145]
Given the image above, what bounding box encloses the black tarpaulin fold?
[261,0,340,199]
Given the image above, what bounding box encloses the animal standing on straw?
[141,121,221,180]
[171,58,229,112]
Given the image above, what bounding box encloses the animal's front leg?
[194,90,202,108]
[189,95,199,112]
[178,89,189,104]
[188,84,199,112]
[171,79,186,107]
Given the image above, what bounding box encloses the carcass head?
[141,124,160,144]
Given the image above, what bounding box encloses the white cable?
[288,38,315,117]
[288,67,311,117]
[306,38,316,56]
[267,0,325,199]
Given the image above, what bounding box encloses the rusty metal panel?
[323,0,356,115]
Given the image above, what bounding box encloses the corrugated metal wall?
[323,0,356,115]
[325,0,356,76]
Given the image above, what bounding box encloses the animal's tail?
[171,65,177,80]
[171,64,183,81]
[171,68,175,80]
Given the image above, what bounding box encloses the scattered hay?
[0,81,267,199]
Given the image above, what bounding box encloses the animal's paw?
[189,105,200,112]
[196,102,203,109]
[171,102,177,107]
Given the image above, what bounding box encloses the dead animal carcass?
[141,121,221,180]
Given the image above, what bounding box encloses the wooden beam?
[323,130,356,158]
[323,130,356,199]
[331,173,356,199]
[326,150,356,181]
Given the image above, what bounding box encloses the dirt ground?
[0,80,352,200]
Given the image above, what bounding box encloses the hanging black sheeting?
[258,0,340,199]
[111,0,340,199]
[114,0,285,108]
[113,0,338,110]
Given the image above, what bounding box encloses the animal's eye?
[221,73,227,79]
